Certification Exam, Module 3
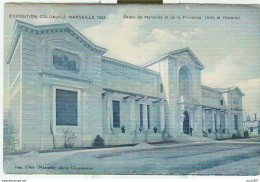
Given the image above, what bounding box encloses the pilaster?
[142,97,148,131]
[159,100,166,132]
[103,92,114,134]
[202,108,206,132]
[211,109,216,132]
[216,111,220,132]
[129,96,137,131]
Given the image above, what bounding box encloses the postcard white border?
[1,1,260,182]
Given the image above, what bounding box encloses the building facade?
[7,21,245,150]
[244,115,260,137]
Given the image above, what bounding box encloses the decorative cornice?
[142,47,205,70]
[201,85,245,96]
[7,20,106,64]
[103,88,163,100]
[39,69,93,83]
[6,32,21,64]
[201,85,221,93]
[102,56,160,76]
[230,108,243,111]
[152,99,165,104]
[222,86,245,96]
[202,105,228,111]
[18,24,106,54]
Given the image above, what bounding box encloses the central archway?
[183,111,190,134]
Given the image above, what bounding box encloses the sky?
[4,4,260,118]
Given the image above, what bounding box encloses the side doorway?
[183,111,190,134]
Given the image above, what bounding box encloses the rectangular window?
[147,105,150,129]
[234,115,238,130]
[160,84,164,93]
[53,49,79,72]
[250,127,253,132]
[140,104,143,128]
[112,101,120,128]
[220,99,224,105]
[56,89,77,126]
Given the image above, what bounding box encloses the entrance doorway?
[183,111,190,134]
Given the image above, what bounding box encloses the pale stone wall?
[9,38,21,85]
[229,90,243,110]
[101,58,163,145]
[8,36,22,149]
[7,22,246,150]
[201,88,220,108]
[201,87,244,138]
[225,91,243,135]
[9,90,21,149]
[21,31,43,150]
[145,50,204,137]
[102,59,160,97]
[8,23,106,150]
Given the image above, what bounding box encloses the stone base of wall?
[216,133,230,139]
[147,133,163,143]
[104,132,163,146]
[205,133,231,140]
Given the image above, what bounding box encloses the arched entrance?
[183,111,190,134]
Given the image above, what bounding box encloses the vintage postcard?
[3,3,260,175]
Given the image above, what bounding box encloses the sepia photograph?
[3,3,260,176]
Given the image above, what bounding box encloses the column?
[82,90,89,146]
[195,106,203,136]
[204,109,208,131]
[206,109,210,132]
[129,96,136,131]
[216,111,221,132]
[225,111,229,130]
[104,93,113,133]
[211,109,215,132]
[202,108,206,132]
[190,109,194,134]
[159,100,165,132]
[225,111,230,136]
[143,98,148,131]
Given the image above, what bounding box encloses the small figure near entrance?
[190,128,193,136]
[183,111,190,134]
